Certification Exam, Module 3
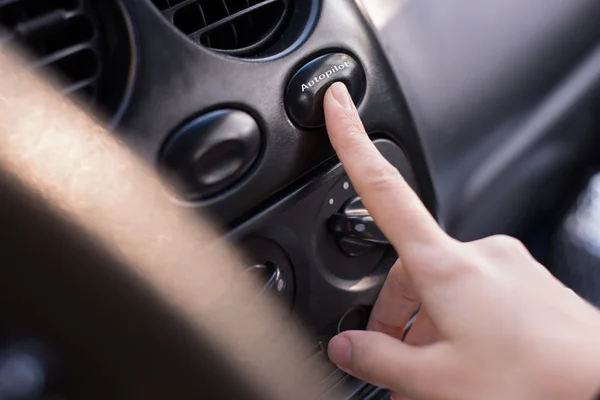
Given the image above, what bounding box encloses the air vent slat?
[160,0,198,21]
[1,0,100,104]
[0,0,78,28]
[153,0,292,57]
[61,76,98,96]
[187,0,279,43]
[17,13,94,55]
[244,0,254,31]
[197,3,210,46]
[220,0,231,16]
[1,0,134,124]
[14,10,73,35]
[219,0,239,48]
[32,42,93,68]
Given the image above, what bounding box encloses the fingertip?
[324,82,358,126]
[328,82,353,109]
[329,330,425,395]
[324,82,349,128]
[327,334,352,369]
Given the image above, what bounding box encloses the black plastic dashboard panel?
[9,0,600,399]
[228,139,417,334]
[228,138,418,396]
[117,0,437,227]
[108,1,437,398]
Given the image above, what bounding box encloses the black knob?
[245,263,288,297]
[328,197,389,257]
[160,110,261,201]
[285,53,366,129]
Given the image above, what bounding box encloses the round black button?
[286,53,366,129]
[337,307,370,333]
[160,110,261,201]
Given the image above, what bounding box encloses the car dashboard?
[0,0,436,398]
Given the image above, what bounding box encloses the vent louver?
[0,0,103,100]
[151,0,292,57]
[0,0,134,123]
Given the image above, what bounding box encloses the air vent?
[151,0,294,57]
[0,0,135,124]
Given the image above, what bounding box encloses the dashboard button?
[337,307,369,333]
[286,53,366,129]
[329,197,390,257]
[160,110,261,201]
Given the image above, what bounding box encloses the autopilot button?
[285,53,366,129]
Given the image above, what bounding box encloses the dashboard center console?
[0,0,438,398]
[122,0,438,397]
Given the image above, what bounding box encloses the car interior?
[1,0,600,399]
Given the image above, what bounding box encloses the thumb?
[328,331,438,397]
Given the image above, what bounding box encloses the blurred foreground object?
[0,46,327,400]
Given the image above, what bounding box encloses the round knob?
[285,53,366,128]
[246,263,288,297]
[160,110,261,201]
[328,197,389,257]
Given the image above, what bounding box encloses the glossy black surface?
[239,236,295,310]
[329,197,389,257]
[285,52,366,128]
[160,109,262,201]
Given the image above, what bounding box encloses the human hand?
[324,82,600,400]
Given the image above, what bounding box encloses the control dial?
[328,197,390,257]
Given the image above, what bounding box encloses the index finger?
[324,82,448,260]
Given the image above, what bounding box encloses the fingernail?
[329,82,353,109]
[328,335,352,368]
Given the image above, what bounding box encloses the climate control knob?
[328,197,390,257]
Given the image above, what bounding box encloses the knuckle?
[336,109,366,140]
[387,263,418,301]
[442,258,482,283]
[336,125,367,153]
[345,109,367,135]
[397,208,435,232]
[482,234,529,255]
[387,263,406,284]
[431,242,483,281]
[361,162,403,192]
[490,234,523,248]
